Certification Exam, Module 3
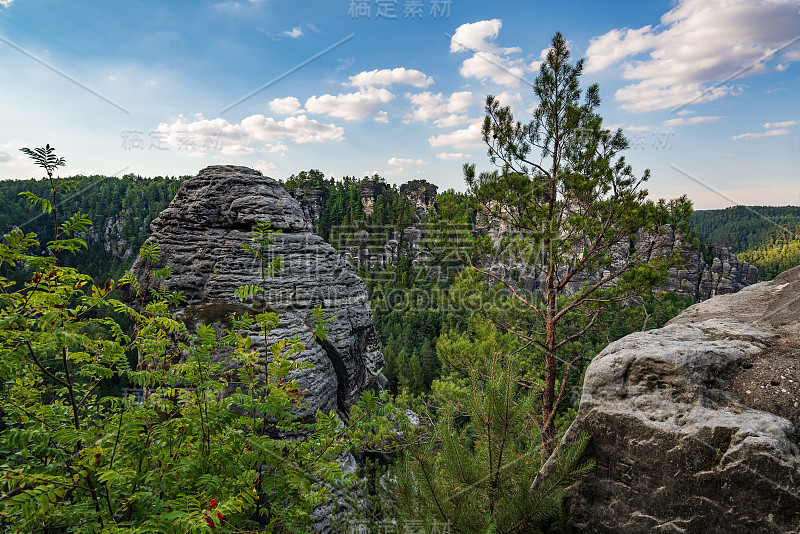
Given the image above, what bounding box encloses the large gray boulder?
[128,165,385,418]
[558,265,800,533]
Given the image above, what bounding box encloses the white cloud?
[0,0,13,8]
[242,114,345,143]
[304,88,394,121]
[624,125,655,134]
[254,159,278,175]
[733,128,790,140]
[764,120,798,129]
[585,26,654,74]
[155,113,344,154]
[374,110,389,123]
[388,157,425,166]
[280,26,303,39]
[493,91,523,109]
[436,152,472,160]
[348,67,433,89]
[433,114,470,128]
[268,96,302,115]
[405,91,474,123]
[428,121,484,148]
[662,115,723,127]
[450,19,520,55]
[585,0,800,112]
[458,51,527,88]
[265,143,288,154]
[450,19,528,87]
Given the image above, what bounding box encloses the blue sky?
[0,0,798,209]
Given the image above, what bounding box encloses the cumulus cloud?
[433,114,470,128]
[428,121,484,148]
[436,152,472,160]
[0,0,13,8]
[155,113,344,154]
[450,19,521,55]
[268,96,302,115]
[254,159,278,175]
[348,67,433,89]
[450,19,528,87]
[388,157,425,166]
[405,91,474,123]
[493,91,523,109]
[585,0,800,112]
[242,114,345,143]
[661,115,723,127]
[305,88,394,121]
[374,110,389,123]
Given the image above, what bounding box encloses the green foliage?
[738,239,800,280]
[0,147,378,532]
[440,33,692,450]
[0,173,184,282]
[690,206,800,252]
[280,170,417,244]
[690,206,800,280]
[394,358,593,533]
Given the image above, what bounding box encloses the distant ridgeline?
[0,174,184,281]
[690,206,800,280]
[2,171,796,288]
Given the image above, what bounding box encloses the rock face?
[291,186,324,223]
[556,265,800,533]
[475,219,758,303]
[658,241,758,302]
[360,180,390,216]
[400,179,438,219]
[128,165,385,418]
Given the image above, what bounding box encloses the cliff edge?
[558,265,800,533]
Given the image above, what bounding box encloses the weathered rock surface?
[400,179,438,219]
[475,219,758,303]
[129,165,385,418]
[360,180,390,216]
[556,265,800,533]
[321,182,757,302]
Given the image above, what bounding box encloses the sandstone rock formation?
[128,165,385,418]
[360,180,390,216]
[553,265,800,533]
[476,217,758,303]
[328,182,757,303]
[400,179,438,219]
[291,186,324,223]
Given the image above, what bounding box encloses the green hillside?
[690,206,800,280]
[0,174,184,280]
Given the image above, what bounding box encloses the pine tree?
[394,357,593,533]
[448,32,692,451]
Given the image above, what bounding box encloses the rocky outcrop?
[128,165,385,418]
[77,213,139,260]
[656,236,758,302]
[291,186,324,223]
[400,179,438,219]
[554,265,800,533]
[475,217,758,303]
